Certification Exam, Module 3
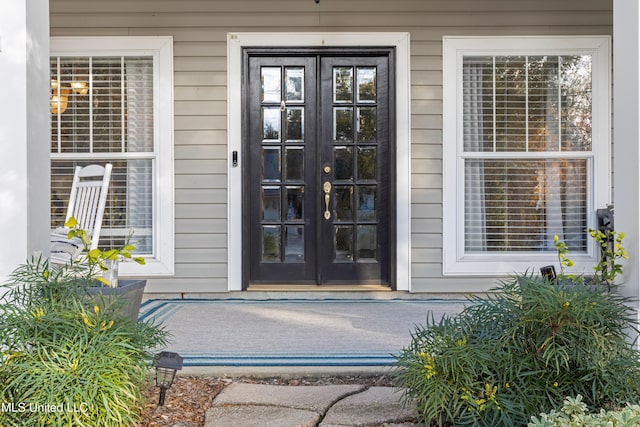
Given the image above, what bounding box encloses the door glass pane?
[262,186,281,221]
[285,107,304,141]
[357,225,377,259]
[333,67,353,103]
[262,147,281,182]
[285,226,304,261]
[335,226,353,261]
[262,225,281,261]
[286,186,304,220]
[285,147,304,181]
[334,107,353,141]
[357,67,377,103]
[358,186,376,221]
[261,67,281,103]
[262,107,281,141]
[285,67,304,102]
[358,147,376,180]
[334,185,353,221]
[334,147,353,180]
[357,107,377,141]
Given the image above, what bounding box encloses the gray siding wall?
[50,0,613,294]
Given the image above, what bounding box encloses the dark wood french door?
[243,49,394,288]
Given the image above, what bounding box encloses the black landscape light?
[540,265,557,283]
[154,351,183,406]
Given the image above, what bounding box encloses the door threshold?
[247,284,392,292]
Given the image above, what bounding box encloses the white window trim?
[227,32,412,291]
[50,36,175,276]
[442,36,611,276]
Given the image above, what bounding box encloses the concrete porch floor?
[139,293,470,377]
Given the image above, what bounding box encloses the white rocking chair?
[50,163,113,265]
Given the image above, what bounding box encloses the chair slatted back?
[65,164,112,250]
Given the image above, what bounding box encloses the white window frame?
[442,36,611,276]
[50,36,175,277]
[227,32,412,291]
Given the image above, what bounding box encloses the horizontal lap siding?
[50,0,613,294]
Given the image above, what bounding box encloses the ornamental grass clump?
[0,256,168,426]
[394,275,640,427]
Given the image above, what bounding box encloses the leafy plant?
[554,229,629,290]
[0,255,168,426]
[553,235,575,276]
[589,228,629,289]
[529,395,640,427]
[394,275,640,427]
[65,216,145,286]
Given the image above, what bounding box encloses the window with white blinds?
[463,55,590,253]
[443,37,611,275]
[50,37,174,276]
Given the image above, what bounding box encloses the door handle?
[323,181,331,220]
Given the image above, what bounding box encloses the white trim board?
[227,32,412,291]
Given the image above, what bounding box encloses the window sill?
[119,257,174,277]
[443,254,598,277]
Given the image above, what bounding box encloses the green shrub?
[529,395,640,427]
[394,275,640,427]
[0,256,168,426]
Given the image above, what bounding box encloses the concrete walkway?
[204,382,424,427]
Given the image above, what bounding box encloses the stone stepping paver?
[320,387,418,426]
[204,383,423,427]
[211,383,365,412]
[206,405,320,427]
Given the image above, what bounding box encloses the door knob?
[323,181,331,220]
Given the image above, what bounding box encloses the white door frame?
[227,32,411,291]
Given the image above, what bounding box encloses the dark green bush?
[394,275,640,427]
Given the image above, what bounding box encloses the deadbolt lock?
[323,165,332,174]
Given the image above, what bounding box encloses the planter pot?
[84,279,147,322]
